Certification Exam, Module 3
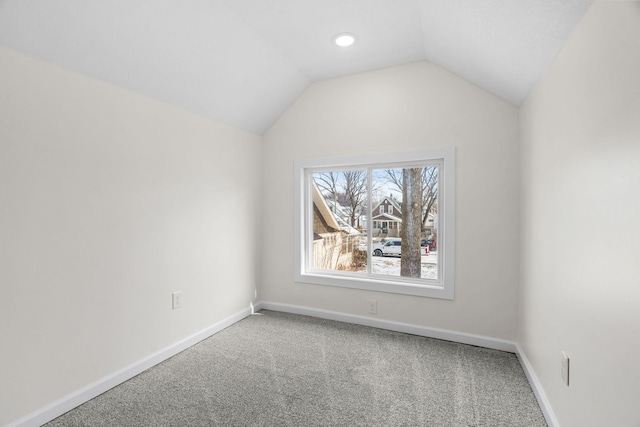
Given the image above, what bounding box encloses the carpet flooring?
[45,310,547,426]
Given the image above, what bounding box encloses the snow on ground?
[371,253,437,280]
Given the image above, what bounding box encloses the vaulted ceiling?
[0,0,594,134]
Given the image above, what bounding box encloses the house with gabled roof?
[312,183,360,270]
[372,195,436,238]
[372,195,403,237]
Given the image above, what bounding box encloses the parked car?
[373,239,402,256]
[373,238,433,256]
[421,239,436,251]
[372,238,401,256]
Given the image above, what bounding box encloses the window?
[294,148,455,299]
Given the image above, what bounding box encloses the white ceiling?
[0,0,594,134]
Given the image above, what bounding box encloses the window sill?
[295,271,454,300]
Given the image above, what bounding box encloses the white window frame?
[294,148,455,300]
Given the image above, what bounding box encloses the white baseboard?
[7,307,253,427]
[255,301,518,353]
[516,344,559,427]
[9,302,558,427]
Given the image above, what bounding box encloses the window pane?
[371,167,438,280]
[311,170,367,273]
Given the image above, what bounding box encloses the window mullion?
[366,168,373,275]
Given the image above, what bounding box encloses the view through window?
[295,149,455,299]
[311,166,439,280]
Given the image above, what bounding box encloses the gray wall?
[262,61,520,339]
[0,47,262,425]
[519,2,640,426]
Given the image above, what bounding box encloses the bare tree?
[341,170,367,227]
[314,172,339,212]
[315,170,368,228]
[400,168,422,278]
[384,167,438,231]
[421,166,438,230]
[383,168,403,195]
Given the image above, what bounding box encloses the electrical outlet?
[561,351,570,386]
[368,300,377,315]
[172,291,183,310]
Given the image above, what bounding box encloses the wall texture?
[519,2,640,426]
[0,47,262,426]
[262,62,520,340]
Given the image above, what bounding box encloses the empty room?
[1,1,639,426]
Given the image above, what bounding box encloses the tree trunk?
[401,168,422,278]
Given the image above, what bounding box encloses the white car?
[372,238,430,256]
[372,238,402,256]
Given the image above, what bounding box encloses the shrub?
[351,249,367,269]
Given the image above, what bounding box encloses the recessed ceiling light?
[334,33,356,47]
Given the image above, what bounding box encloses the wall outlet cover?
[368,300,377,315]
[172,291,183,310]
